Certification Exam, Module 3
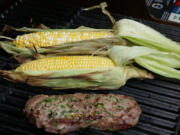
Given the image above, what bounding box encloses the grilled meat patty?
[25,93,141,134]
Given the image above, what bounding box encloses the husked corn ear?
[13,31,114,48]
[16,56,116,71]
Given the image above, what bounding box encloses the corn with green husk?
[0,2,127,62]
[0,55,153,90]
[0,35,125,63]
[0,25,127,63]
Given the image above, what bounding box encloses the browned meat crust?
[24,93,141,134]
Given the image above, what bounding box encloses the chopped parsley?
[70,108,79,113]
[55,121,59,127]
[96,111,101,114]
[60,105,66,108]
[86,120,94,124]
[95,103,104,108]
[44,97,57,103]
[60,110,67,116]
[118,99,123,103]
[118,105,123,110]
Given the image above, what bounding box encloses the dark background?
[0,0,151,20]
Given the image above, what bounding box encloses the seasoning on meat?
[24,93,141,134]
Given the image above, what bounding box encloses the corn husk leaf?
[0,66,153,90]
[135,57,180,80]
[109,46,180,80]
[0,24,49,35]
[138,53,180,68]
[114,19,180,54]
[108,46,159,66]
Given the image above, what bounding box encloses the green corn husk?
[109,46,180,80]
[114,19,180,54]
[135,57,180,79]
[0,66,153,90]
[0,36,126,63]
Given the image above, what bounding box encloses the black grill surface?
[0,0,180,135]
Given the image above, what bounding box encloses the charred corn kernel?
[16,56,116,71]
[13,31,114,48]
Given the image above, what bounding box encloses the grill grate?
[0,0,78,28]
[0,0,180,135]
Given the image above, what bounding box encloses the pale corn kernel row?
[13,31,114,48]
[16,56,116,71]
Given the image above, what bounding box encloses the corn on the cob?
[0,55,153,90]
[16,56,115,71]
[13,31,114,48]
[0,64,153,90]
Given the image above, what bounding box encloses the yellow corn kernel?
[16,56,116,71]
[13,31,114,48]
